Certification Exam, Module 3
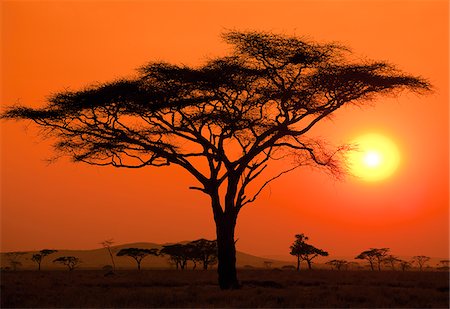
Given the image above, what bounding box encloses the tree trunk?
[297,255,301,271]
[215,213,239,289]
[137,261,141,271]
[38,262,41,271]
[307,260,312,270]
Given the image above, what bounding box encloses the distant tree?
[412,255,430,271]
[355,248,389,271]
[100,239,116,271]
[160,244,191,270]
[398,259,412,271]
[290,234,328,270]
[2,30,430,289]
[31,249,57,271]
[290,234,308,271]
[6,252,27,271]
[383,254,401,271]
[188,239,218,270]
[53,256,81,271]
[116,248,158,270]
[326,259,348,270]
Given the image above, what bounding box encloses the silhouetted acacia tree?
[383,254,401,271]
[356,248,390,271]
[412,255,430,271]
[398,259,412,271]
[2,31,431,289]
[53,256,81,271]
[160,244,191,270]
[290,234,328,270]
[6,252,27,271]
[100,239,116,271]
[31,249,57,271]
[189,239,218,270]
[116,248,158,270]
[326,259,348,270]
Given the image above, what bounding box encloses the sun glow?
[348,133,401,182]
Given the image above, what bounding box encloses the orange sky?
[1,0,448,260]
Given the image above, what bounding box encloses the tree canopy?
[116,248,159,270]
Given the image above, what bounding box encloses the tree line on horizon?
[2,235,448,273]
[288,234,447,272]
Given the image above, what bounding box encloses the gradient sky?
[1,0,448,260]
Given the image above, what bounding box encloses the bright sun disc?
[347,133,401,182]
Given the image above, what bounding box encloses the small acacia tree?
[290,233,328,270]
[160,244,190,270]
[53,256,81,271]
[189,239,218,270]
[412,255,430,271]
[398,259,412,271]
[383,254,401,271]
[31,249,58,271]
[2,31,430,289]
[355,248,390,271]
[116,248,158,270]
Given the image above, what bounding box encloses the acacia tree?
[398,259,412,271]
[1,31,430,289]
[31,249,58,271]
[116,248,158,270]
[53,256,81,271]
[160,244,191,270]
[290,233,328,270]
[412,255,430,271]
[100,239,116,271]
[383,254,401,271]
[189,239,218,270]
[355,248,390,271]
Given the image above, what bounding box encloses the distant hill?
[0,242,294,270]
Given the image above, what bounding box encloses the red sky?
[1,0,448,260]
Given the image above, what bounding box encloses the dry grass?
[1,269,448,308]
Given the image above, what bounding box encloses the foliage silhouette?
[2,30,431,289]
[382,254,401,270]
[188,239,218,270]
[412,255,430,271]
[116,248,158,270]
[398,259,412,271]
[290,233,328,270]
[31,249,57,271]
[160,244,192,270]
[355,248,390,271]
[53,256,81,271]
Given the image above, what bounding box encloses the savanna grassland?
[1,269,448,308]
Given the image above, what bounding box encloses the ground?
[1,269,448,308]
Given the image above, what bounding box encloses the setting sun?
[348,133,401,182]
